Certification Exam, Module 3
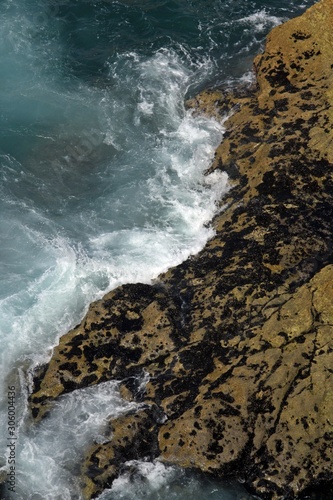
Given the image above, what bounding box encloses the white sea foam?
[237,9,283,32]
[96,458,253,500]
[137,100,154,115]
[97,460,179,499]
[12,382,139,500]
[0,34,228,499]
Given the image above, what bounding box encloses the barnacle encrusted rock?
[30,1,333,498]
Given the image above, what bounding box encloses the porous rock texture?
[30,1,333,498]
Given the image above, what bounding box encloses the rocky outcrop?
[29,1,333,498]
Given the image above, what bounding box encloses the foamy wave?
[237,9,283,32]
[96,457,254,500]
[14,381,139,500]
[97,460,179,499]
[1,23,228,500]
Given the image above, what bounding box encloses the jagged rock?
[29,1,333,498]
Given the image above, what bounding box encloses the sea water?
[0,1,316,498]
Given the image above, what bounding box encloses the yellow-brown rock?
[29,1,333,498]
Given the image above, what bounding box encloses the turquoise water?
[0,0,316,498]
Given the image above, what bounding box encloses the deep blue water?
[0,1,317,498]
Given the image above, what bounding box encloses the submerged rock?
[30,0,333,498]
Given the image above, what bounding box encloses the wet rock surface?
[30,1,333,498]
